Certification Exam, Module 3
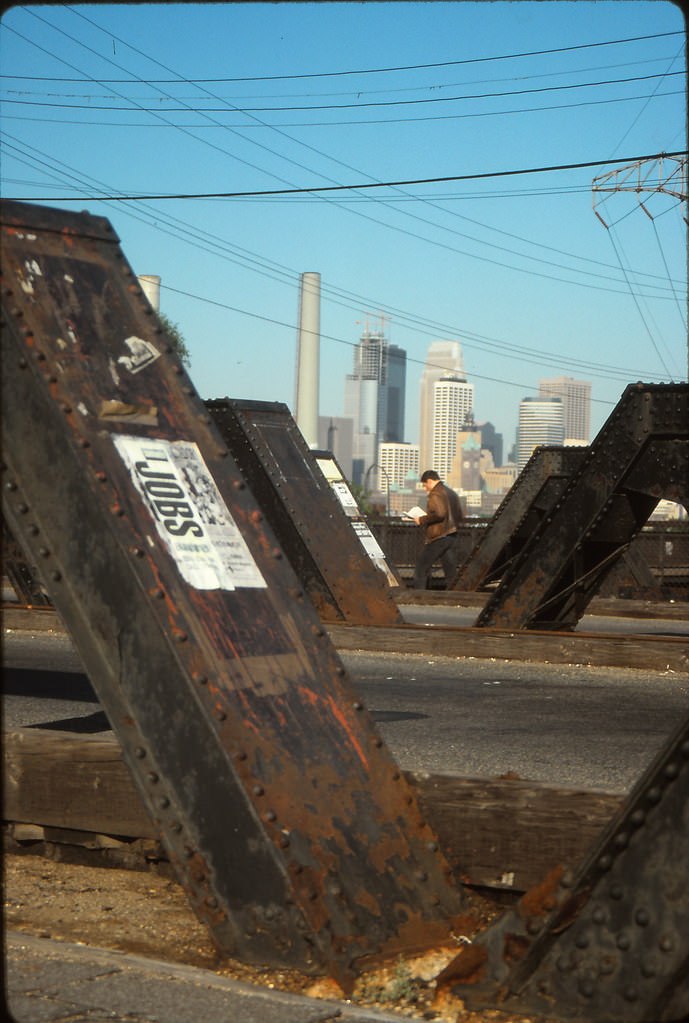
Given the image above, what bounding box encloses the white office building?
[517,397,565,469]
[377,442,420,493]
[539,376,591,443]
[431,375,475,480]
[418,341,467,471]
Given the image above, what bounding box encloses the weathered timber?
[4,606,688,671]
[2,728,623,893]
[326,623,689,673]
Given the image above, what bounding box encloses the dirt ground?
[3,848,549,1023]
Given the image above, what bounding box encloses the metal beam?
[1,199,463,983]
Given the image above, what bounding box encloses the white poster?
[113,435,266,591]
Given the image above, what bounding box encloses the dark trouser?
[413,533,458,590]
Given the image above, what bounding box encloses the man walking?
[412,470,463,589]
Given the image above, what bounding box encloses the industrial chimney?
[295,272,321,449]
[137,274,161,312]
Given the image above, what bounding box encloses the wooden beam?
[3,728,623,893]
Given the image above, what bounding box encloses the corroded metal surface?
[437,708,689,1022]
[453,446,587,591]
[0,200,462,982]
[477,383,689,630]
[205,398,402,625]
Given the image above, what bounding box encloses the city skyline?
[1,3,684,450]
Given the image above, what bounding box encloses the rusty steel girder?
[476,383,689,630]
[437,706,689,1022]
[453,446,587,591]
[205,398,402,625]
[0,200,463,982]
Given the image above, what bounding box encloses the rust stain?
[503,932,530,963]
[518,864,565,920]
[434,941,488,987]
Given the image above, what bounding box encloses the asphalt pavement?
[5,930,407,1023]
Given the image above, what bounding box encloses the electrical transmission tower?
[592,152,687,227]
[592,153,688,381]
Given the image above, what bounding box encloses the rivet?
[233,479,246,490]
[392,770,401,780]
[630,810,645,828]
[680,740,689,758]
[95,471,107,482]
[192,672,208,685]
[18,357,27,369]
[415,870,428,882]
[579,979,595,998]
[635,908,650,927]
[150,587,165,600]
[641,960,656,978]
[272,548,282,559]
[527,919,542,935]
[171,822,182,833]
[352,701,363,710]
[659,935,674,952]
[614,832,629,850]
[134,747,146,759]
[559,871,574,889]
[171,365,183,375]
[235,751,247,762]
[38,546,50,557]
[158,796,170,809]
[646,786,662,804]
[111,505,124,517]
[50,570,61,581]
[213,707,226,720]
[205,896,218,908]
[617,933,631,950]
[17,502,28,513]
[264,810,276,822]
[592,907,606,925]
[175,632,188,643]
[60,402,72,414]
[250,510,262,523]
[664,762,679,780]
[279,836,290,849]
[77,437,90,448]
[623,986,638,1003]
[130,546,144,558]
[427,841,438,853]
[252,785,264,796]
[5,480,17,491]
[610,883,624,900]
[575,933,589,949]
[147,772,159,784]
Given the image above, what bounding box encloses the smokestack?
[295,272,321,448]
[138,274,161,312]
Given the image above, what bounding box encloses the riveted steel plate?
[443,708,689,1022]
[477,383,689,630]
[1,200,462,982]
[453,446,587,591]
[205,398,402,625]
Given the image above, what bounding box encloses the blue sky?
[1,1,686,456]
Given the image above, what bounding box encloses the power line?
[2,28,681,82]
[3,70,685,112]
[9,151,687,202]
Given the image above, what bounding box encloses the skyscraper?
[343,322,406,485]
[418,341,469,472]
[517,397,565,469]
[539,376,591,443]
